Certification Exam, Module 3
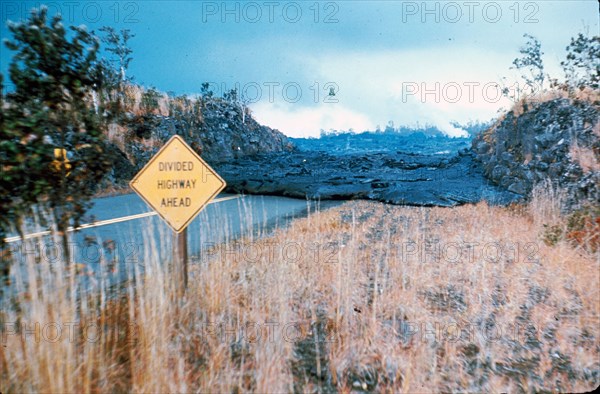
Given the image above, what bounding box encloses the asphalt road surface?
[4,193,342,287]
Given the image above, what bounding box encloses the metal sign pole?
[175,228,188,292]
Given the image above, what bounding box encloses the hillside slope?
[102,89,292,188]
[472,94,600,210]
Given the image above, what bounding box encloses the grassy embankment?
[1,180,598,393]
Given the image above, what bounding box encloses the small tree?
[239,93,252,124]
[0,73,8,285]
[223,88,238,103]
[385,120,395,133]
[510,34,545,96]
[1,7,112,261]
[0,73,8,244]
[97,27,135,118]
[561,33,600,91]
[0,73,4,129]
[223,88,252,124]
[141,87,162,114]
[99,26,135,84]
[200,82,214,99]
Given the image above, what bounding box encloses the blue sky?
[1,1,598,137]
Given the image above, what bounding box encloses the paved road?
[5,193,341,284]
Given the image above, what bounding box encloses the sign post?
[129,135,226,292]
[176,228,188,290]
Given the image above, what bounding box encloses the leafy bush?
[505,34,545,100]
[140,87,162,114]
[561,34,600,91]
[0,7,112,259]
[542,223,563,247]
[566,204,600,252]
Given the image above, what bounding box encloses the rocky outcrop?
[105,98,291,187]
[198,101,291,161]
[472,97,600,210]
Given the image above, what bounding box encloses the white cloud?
[251,102,373,138]
[249,46,518,137]
[248,42,572,138]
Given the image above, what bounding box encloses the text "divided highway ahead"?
[130,135,226,233]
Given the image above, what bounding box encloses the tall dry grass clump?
[528,179,565,227]
[570,140,600,174]
[0,217,188,393]
[1,192,599,392]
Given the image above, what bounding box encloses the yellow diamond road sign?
[130,135,226,233]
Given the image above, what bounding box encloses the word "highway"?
[157,180,197,189]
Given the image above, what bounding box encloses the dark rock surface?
[472,97,600,210]
[213,149,522,207]
[104,98,292,187]
[102,97,522,208]
[103,95,599,209]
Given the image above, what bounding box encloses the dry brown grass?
[503,86,599,119]
[570,140,600,173]
[1,193,599,393]
[529,86,599,106]
[570,86,600,103]
[94,186,133,199]
[107,122,128,152]
[122,85,169,117]
[123,84,143,114]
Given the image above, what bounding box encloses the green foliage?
[223,88,238,103]
[504,32,599,102]
[141,87,161,114]
[541,205,600,251]
[567,204,600,232]
[96,27,135,122]
[565,204,600,252]
[509,34,545,97]
[0,7,112,253]
[99,26,135,83]
[542,223,563,247]
[200,82,214,99]
[0,74,4,130]
[168,93,191,117]
[0,73,8,247]
[561,34,600,90]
